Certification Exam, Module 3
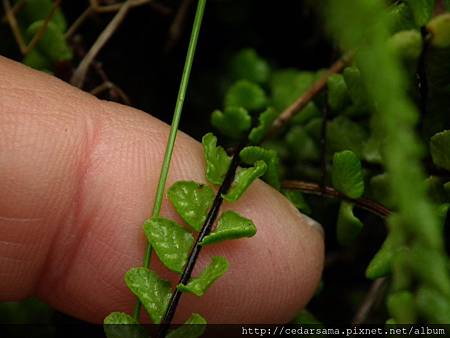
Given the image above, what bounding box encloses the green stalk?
[133,0,207,320]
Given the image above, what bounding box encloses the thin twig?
[164,0,194,52]
[282,180,391,218]
[352,278,387,324]
[70,0,131,88]
[267,51,354,138]
[3,0,26,53]
[90,0,152,13]
[65,6,93,39]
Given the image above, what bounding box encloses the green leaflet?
[125,268,172,324]
[224,80,268,112]
[366,223,405,279]
[222,161,267,202]
[343,67,370,111]
[248,107,278,144]
[425,176,450,204]
[144,217,194,273]
[331,150,364,199]
[211,106,251,139]
[303,118,323,142]
[103,312,147,338]
[270,69,315,112]
[336,202,363,247]
[167,181,215,231]
[239,146,281,189]
[26,21,72,62]
[202,133,232,185]
[404,0,435,27]
[370,173,395,209]
[230,48,270,84]
[389,30,423,62]
[387,291,417,324]
[428,13,450,47]
[282,189,311,215]
[177,256,229,296]
[416,287,450,323]
[327,116,368,157]
[166,313,207,338]
[285,126,320,162]
[200,210,257,246]
[430,130,450,171]
[327,74,350,111]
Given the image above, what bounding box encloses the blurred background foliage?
[0,0,449,335]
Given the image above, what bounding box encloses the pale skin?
[0,56,324,324]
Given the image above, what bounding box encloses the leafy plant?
[103,1,280,337]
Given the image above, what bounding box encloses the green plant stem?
[132,0,207,320]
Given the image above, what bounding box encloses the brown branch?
[352,278,387,324]
[267,51,354,138]
[282,180,391,218]
[70,0,131,88]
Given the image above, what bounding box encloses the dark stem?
[159,143,244,336]
[282,180,391,218]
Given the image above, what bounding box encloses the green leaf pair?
[331,151,365,247]
[212,80,274,141]
[145,177,260,273]
[240,146,281,189]
[200,133,268,194]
